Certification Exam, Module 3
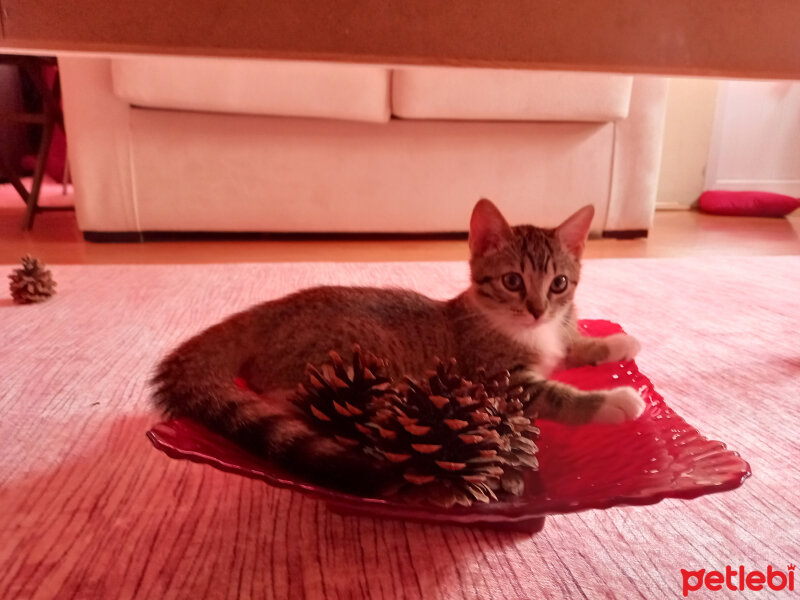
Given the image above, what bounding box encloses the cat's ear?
[555,204,595,257]
[469,199,512,256]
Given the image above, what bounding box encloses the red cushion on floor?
[698,190,800,218]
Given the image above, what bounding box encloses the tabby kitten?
[152,199,644,492]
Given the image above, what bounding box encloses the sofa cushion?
[111,57,391,123]
[392,68,633,122]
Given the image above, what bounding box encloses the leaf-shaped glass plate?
[147,320,750,533]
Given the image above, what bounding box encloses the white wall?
[656,77,719,208]
[706,80,800,197]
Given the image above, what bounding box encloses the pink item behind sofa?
[698,190,800,218]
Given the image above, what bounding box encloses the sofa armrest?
[604,76,668,233]
[58,56,138,232]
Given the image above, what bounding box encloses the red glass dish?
[147,320,750,533]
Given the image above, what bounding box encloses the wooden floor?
[1,182,799,263]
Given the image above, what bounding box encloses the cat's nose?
[526,300,546,320]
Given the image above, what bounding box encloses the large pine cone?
[293,346,397,452]
[8,255,56,304]
[375,360,539,508]
[295,348,539,508]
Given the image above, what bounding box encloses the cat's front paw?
[592,387,646,424]
[601,333,641,363]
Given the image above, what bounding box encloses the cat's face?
[468,199,594,330]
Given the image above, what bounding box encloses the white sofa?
[58,56,667,238]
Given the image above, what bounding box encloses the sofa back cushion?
[392,67,632,122]
[111,57,391,123]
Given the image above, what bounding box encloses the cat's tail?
[150,326,387,495]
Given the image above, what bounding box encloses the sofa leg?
[602,229,649,239]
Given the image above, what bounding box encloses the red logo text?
[682,564,795,596]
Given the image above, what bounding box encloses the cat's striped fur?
[152,200,643,493]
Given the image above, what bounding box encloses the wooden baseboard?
[656,203,693,211]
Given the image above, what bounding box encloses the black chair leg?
[22,114,55,231]
[0,150,30,201]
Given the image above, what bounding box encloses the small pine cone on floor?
[8,255,57,304]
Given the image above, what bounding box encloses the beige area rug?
[1,257,798,599]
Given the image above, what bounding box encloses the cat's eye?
[501,272,524,292]
[550,275,569,294]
